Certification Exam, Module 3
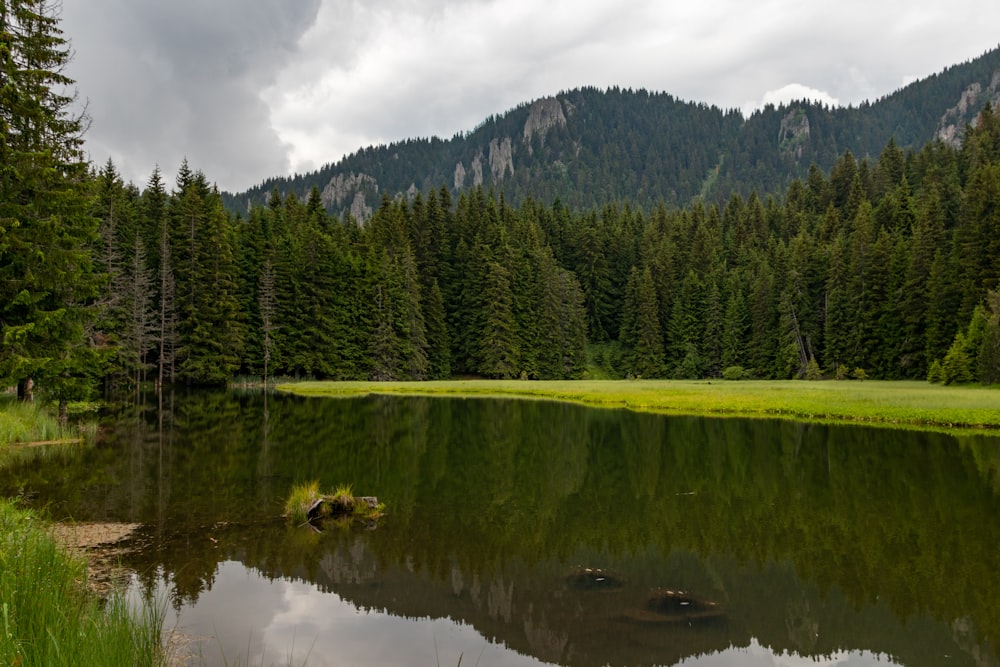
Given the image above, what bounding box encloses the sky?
[60,0,1000,193]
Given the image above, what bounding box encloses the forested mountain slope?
[224,46,1000,217]
[90,107,1000,386]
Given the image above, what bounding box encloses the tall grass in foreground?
[0,396,68,445]
[0,499,167,667]
[0,395,98,449]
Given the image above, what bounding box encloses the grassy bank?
[0,395,96,448]
[279,379,1000,432]
[0,499,166,667]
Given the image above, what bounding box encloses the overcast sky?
[60,0,1000,193]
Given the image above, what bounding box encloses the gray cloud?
[61,0,1000,192]
[62,0,320,191]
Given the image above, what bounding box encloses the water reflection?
[2,389,999,666]
[144,561,902,667]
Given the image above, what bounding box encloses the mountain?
[223,45,1000,217]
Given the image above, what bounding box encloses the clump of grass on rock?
[284,481,384,525]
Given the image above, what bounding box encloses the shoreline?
[277,379,1000,434]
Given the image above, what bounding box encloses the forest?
[86,118,1000,390]
[2,0,1000,412]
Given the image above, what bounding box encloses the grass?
[0,499,167,667]
[0,395,97,450]
[277,379,1000,433]
[283,481,384,525]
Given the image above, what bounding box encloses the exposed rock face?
[778,108,810,159]
[489,136,514,182]
[523,97,567,149]
[457,137,514,188]
[321,172,377,208]
[349,192,371,221]
[471,152,484,187]
[937,71,1000,147]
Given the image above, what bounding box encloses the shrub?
[722,366,747,381]
[927,359,944,383]
[943,332,973,385]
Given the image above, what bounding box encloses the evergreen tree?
[942,331,973,384]
[0,0,101,416]
[622,266,665,378]
[478,261,519,378]
[721,276,749,370]
[423,278,451,379]
[978,290,1000,384]
[169,167,242,384]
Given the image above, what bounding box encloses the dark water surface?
[2,390,999,666]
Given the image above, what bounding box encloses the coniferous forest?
[2,0,1000,408]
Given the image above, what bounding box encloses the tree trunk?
[17,378,34,402]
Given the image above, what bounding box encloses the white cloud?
[59,0,1000,190]
[743,83,840,117]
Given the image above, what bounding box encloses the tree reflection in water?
[3,390,998,666]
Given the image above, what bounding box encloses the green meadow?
[280,379,1000,432]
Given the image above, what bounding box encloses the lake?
[2,389,998,666]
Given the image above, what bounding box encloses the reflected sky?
[145,561,904,667]
[149,561,554,667]
[677,639,898,666]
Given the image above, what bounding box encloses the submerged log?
[298,494,382,523]
[305,498,326,521]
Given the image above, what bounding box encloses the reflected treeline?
[2,390,999,665]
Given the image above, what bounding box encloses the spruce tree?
[0,0,101,415]
[478,261,519,379]
[630,266,666,378]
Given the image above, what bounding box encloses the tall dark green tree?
[478,261,519,379]
[0,0,101,417]
[169,166,242,384]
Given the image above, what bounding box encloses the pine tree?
[169,167,242,384]
[147,168,178,387]
[721,276,749,370]
[478,261,519,378]
[978,290,1000,384]
[627,266,666,378]
[423,278,451,379]
[942,332,973,384]
[0,0,101,416]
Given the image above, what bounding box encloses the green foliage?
[283,480,321,524]
[283,481,384,526]
[11,4,1000,391]
[0,500,166,666]
[0,0,102,405]
[927,359,944,383]
[722,365,747,381]
[942,332,973,384]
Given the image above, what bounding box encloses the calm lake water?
[3,390,999,666]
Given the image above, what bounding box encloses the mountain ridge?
[223,44,1000,217]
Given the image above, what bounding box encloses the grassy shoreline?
[279,379,1000,433]
[0,499,166,667]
